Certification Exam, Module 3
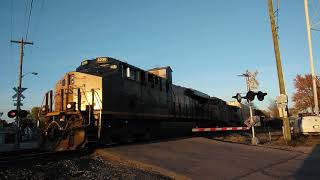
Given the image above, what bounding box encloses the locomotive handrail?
[45,121,70,135]
[77,87,92,127]
[37,92,47,127]
[93,90,102,110]
[93,90,103,139]
[77,87,102,129]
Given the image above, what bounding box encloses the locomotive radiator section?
[42,72,102,151]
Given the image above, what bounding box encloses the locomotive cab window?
[126,67,135,80]
[126,67,130,78]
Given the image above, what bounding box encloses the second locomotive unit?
[41,57,243,150]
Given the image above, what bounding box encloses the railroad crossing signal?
[12,87,27,99]
[232,91,267,103]
[246,91,256,101]
[14,102,23,107]
[7,110,28,118]
[232,93,242,103]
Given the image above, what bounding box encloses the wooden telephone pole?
[10,38,33,147]
[267,0,291,142]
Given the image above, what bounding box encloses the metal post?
[267,0,291,142]
[245,73,259,144]
[304,0,319,115]
[239,71,259,144]
[49,90,53,112]
[249,105,255,137]
[246,75,256,138]
[10,38,33,148]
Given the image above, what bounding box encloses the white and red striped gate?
[192,126,250,132]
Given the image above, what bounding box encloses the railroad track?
[0,148,93,167]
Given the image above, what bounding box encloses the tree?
[292,74,320,113]
[30,107,45,130]
[267,99,279,118]
[288,107,298,117]
[30,107,41,121]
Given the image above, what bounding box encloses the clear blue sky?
[1,0,320,121]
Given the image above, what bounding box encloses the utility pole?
[267,0,291,142]
[304,0,319,115]
[10,38,33,147]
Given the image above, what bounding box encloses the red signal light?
[7,110,17,118]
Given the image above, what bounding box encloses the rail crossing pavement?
[95,137,320,180]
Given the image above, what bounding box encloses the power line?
[10,0,14,40]
[310,0,320,23]
[32,0,46,42]
[23,0,29,37]
[25,0,34,41]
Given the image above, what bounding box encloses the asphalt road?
[96,137,320,180]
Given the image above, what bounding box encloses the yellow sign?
[96,57,108,63]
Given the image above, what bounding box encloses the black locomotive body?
[42,57,242,150]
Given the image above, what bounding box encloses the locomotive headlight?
[70,76,75,84]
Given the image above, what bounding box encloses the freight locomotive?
[41,57,243,150]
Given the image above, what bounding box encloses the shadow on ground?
[295,144,320,179]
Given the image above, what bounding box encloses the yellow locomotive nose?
[41,71,103,151]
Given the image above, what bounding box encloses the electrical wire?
[10,0,14,40]
[310,0,320,22]
[23,0,29,38]
[10,0,14,67]
[25,0,34,41]
[310,0,320,31]
[32,0,46,43]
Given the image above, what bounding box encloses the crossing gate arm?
[192,127,250,132]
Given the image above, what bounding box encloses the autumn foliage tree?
[292,74,320,113]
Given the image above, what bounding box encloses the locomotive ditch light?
[41,106,48,115]
[41,106,46,112]
[232,93,242,103]
[245,91,255,101]
[7,110,17,118]
[66,102,76,111]
[257,91,267,101]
